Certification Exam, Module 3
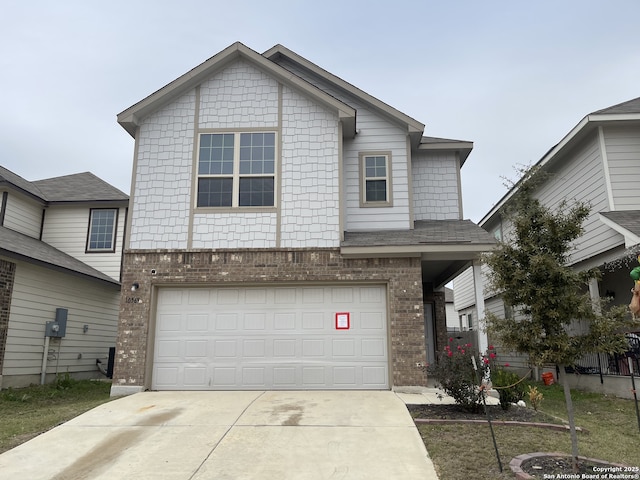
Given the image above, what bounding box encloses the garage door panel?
[153,285,388,390]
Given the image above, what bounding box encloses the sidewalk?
[394,386,500,405]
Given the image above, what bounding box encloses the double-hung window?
[360,152,392,206]
[86,208,117,253]
[197,132,276,208]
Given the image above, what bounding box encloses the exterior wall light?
[131,282,140,292]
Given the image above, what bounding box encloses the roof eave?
[418,141,474,166]
[597,213,640,248]
[340,242,496,258]
[263,44,424,138]
[480,111,640,226]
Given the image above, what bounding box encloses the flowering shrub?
[427,339,486,412]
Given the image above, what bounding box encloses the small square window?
[86,209,117,252]
[360,152,392,207]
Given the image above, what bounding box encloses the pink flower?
[489,352,496,359]
[457,345,462,350]
[504,363,510,367]
[483,358,489,364]
[461,349,465,354]
[447,351,453,357]
[466,343,472,348]
[449,337,453,343]
[488,345,494,350]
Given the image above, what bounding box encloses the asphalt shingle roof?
[0,166,46,200]
[592,97,640,115]
[0,226,119,286]
[600,210,640,237]
[33,172,128,203]
[342,220,496,247]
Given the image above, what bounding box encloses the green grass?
[417,382,640,479]
[0,376,113,454]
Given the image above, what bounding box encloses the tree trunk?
[560,365,579,471]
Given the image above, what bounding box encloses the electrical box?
[45,308,68,338]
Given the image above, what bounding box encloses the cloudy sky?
[1,0,639,222]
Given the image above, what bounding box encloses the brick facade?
[114,248,426,389]
[0,259,16,374]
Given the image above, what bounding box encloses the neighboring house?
[453,97,640,393]
[444,287,460,330]
[0,166,128,388]
[112,42,495,396]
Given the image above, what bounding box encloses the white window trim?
[86,208,118,253]
[195,130,278,211]
[359,151,393,208]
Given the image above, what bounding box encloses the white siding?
[604,125,640,210]
[280,85,340,247]
[532,134,622,264]
[412,151,460,220]
[1,260,119,386]
[2,192,42,238]
[130,89,196,250]
[272,58,411,231]
[192,212,277,248]
[41,206,126,281]
[453,267,475,310]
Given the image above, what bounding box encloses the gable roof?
[480,96,640,225]
[0,226,120,286]
[0,166,128,205]
[263,44,425,145]
[33,172,128,204]
[118,42,357,137]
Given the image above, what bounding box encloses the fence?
[565,334,640,381]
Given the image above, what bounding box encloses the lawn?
[0,376,113,454]
[415,382,640,479]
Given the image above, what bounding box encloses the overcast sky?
[1,1,639,222]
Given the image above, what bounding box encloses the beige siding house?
[112,42,495,396]
[0,167,128,388]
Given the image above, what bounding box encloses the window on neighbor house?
[197,132,276,208]
[360,152,392,206]
[86,208,117,252]
[467,313,474,330]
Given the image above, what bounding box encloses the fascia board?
[597,213,640,248]
[340,243,496,258]
[118,42,356,137]
[479,111,640,226]
[479,115,592,226]
[263,44,424,135]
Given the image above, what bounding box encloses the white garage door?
[152,285,388,390]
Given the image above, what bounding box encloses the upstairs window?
[197,132,276,208]
[87,208,117,252]
[360,152,392,207]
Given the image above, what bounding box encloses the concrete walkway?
[0,390,454,480]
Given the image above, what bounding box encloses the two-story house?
[0,166,128,388]
[111,42,495,396]
[453,97,640,394]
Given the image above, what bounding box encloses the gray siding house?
[0,167,128,388]
[112,42,495,396]
[453,97,640,390]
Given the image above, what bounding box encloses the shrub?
[528,385,544,411]
[492,368,527,410]
[427,340,485,412]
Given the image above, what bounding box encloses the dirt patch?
[407,403,562,424]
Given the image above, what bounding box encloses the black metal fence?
[565,334,640,379]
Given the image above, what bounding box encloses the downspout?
[40,335,50,385]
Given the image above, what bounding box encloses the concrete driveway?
[0,390,439,479]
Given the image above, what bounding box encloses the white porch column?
[588,277,601,316]
[472,259,488,353]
